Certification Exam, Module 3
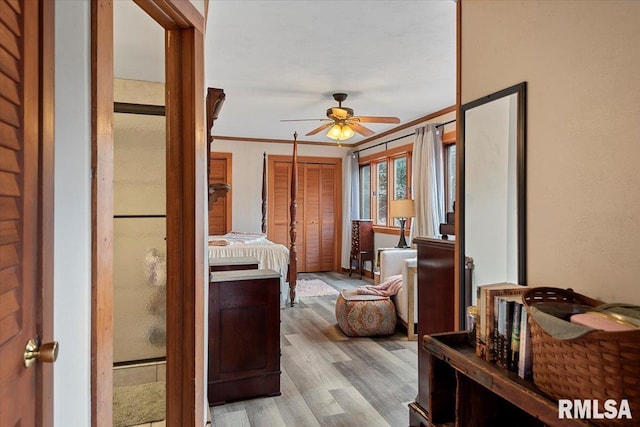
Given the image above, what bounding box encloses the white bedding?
[208,235,292,307]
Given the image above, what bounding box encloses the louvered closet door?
[302,163,338,272]
[268,159,338,273]
[304,164,321,271]
[0,0,41,424]
[270,162,306,271]
[270,161,290,245]
[320,164,336,271]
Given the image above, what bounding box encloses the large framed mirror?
[458,82,527,314]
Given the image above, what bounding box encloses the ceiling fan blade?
[280,118,328,122]
[305,122,334,136]
[349,122,375,137]
[353,116,401,124]
[330,107,349,120]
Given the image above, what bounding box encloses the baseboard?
[339,267,373,279]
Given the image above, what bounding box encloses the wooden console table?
[409,332,591,427]
[208,269,281,405]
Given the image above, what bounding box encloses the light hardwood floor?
[211,271,418,427]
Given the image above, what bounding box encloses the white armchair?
[379,249,418,340]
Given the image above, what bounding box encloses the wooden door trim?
[268,155,341,166]
[165,25,206,426]
[267,155,343,271]
[92,0,205,426]
[38,0,55,424]
[91,1,114,426]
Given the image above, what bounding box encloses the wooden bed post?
[261,152,267,234]
[289,133,298,306]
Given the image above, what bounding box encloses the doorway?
[92,1,206,425]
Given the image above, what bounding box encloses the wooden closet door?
[0,0,53,424]
[270,161,290,245]
[269,162,306,271]
[208,153,231,235]
[304,164,321,271]
[321,164,336,271]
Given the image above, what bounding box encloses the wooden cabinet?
[411,236,455,425]
[349,219,374,278]
[208,269,281,405]
[410,332,590,427]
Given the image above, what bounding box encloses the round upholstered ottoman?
[335,290,397,337]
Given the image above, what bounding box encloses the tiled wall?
[113,361,166,387]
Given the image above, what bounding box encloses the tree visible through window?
[376,162,387,225]
[358,145,411,229]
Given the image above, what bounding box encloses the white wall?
[461,2,640,304]
[54,1,91,425]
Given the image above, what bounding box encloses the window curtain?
[341,151,360,269]
[410,124,445,241]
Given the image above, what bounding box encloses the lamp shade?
[389,199,415,219]
[326,124,355,141]
[327,124,342,140]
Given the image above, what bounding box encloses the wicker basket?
[523,287,640,425]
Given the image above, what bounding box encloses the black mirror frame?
[458,82,527,326]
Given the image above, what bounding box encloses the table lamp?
[390,199,415,248]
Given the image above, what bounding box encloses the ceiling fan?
[281,93,400,141]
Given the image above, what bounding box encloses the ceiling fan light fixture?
[327,124,355,141]
[341,124,355,140]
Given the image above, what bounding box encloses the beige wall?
[461,1,640,304]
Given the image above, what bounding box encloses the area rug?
[113,381,165,427]
[296,279,339,298]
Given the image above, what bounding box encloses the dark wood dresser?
[349,219,374,278]
[208,269,281,405]
[409,236,455,426]
[209,256,259,273]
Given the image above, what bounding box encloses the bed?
[207,92,300,305]
[208,232,292,306]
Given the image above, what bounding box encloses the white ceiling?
[114,1,456,145]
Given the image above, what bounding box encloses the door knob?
[24,338,59,368]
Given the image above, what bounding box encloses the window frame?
[442,129,457,213]
[359,143,413,235]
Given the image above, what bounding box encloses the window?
[360,165,371,219]
[358,127,456,233]
[375,161,388,225]
[359,144,412,232]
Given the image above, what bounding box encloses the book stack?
[475,283,533,379]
